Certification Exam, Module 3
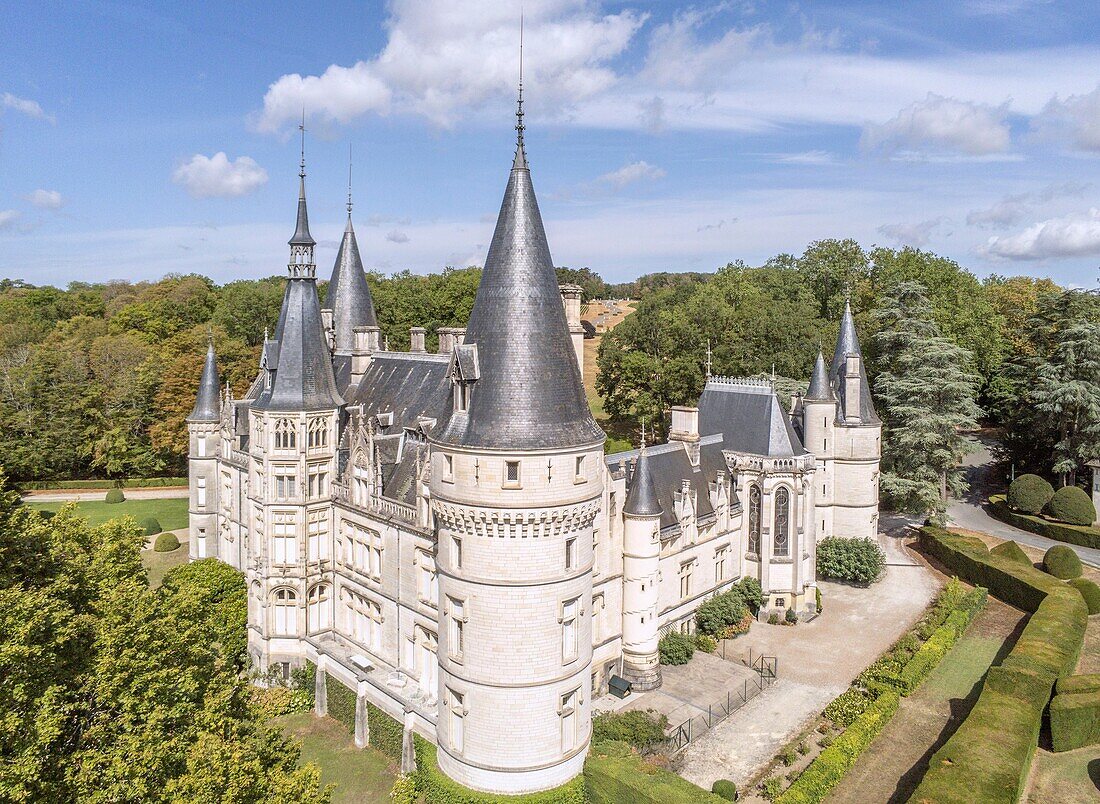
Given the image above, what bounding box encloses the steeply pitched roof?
[623,447,662,517]
[188,342,221,421]
[805,351,833,401]
[607,437,722,531]
[829,299,879,425]
[289,175,315,246]
[327,214,377,353]
[698,379,807,457]
[435,140,603,451]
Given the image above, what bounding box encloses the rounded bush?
[139,516,162,536]
[816,536,886,585]
[658,631,695,665]
[1068,577,1100,615]
[104,488,125,504]
[154,532,181,553]
[695,591,748,636]
[1043,544,1083,580]
[1045,485,1097,526]
[1007,474,1054,515]
[712,779,738,800]
[990,539,1031,566]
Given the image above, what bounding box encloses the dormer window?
[450,343,479,414]
[454,382,471,412]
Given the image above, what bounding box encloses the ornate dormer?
[449,343,479,414]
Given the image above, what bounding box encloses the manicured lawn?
[274,712,397,803]
[26,497,189,531]
[141,546,189,588]
[1026,745,1100,802]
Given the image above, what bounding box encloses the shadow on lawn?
[1089,758,1100,791]
[887,615,1027,804]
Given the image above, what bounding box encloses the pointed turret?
[830,299,860,377]
[189,342,221,421]
[289,174,315,247]
[436,92,602,450]
[806,351,833,401]
[624,447,662,517]
[328,215,378,353]
[829,299,878,424]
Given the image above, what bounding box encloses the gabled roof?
[830,300,879,425]
[623,447,662,517]
[327,215,377,353]
[698,379,807,457]
[188,342,221,421]
[434,139,603,451]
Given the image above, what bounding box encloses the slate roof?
[434,138,604,451]
[327,215,377,353]
[343,352,452,435]
[805,351,833,401]
[830,300,880,425]
[607,436,724,531]
[698,379,808,457]
[623,447,662,517]
[188,342,221,421]
[289,175,315,246]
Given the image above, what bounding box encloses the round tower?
[801,351,836,541]
[620,447,663,691]
[429,96,606,794]
[187,342,221,561]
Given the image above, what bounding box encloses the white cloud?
[877,217,946,247]
[26,189,63,209]
[596,160,666,191]
[386,230,410,244]
[172,153,269,199]
[255,0,644,131]
[862,94,1011,155]
[1033,84,1100,152]
[966,182,1089,229]
[982,209,1100,260]
[0,210,21,230]
[2,92,54,123]
[766,150,838,165]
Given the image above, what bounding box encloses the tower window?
[575,455,586,482]
[560,688,579,753]
[452,536,462,569]
[448,688,465,754]
[307,417,328,450]
[274,418,297,450]
[443,454,454,482]
[565,537,577,570]
[503,460,520,488]
[448,597,466,662]
[561,598,579,662]
[197,477,207,507]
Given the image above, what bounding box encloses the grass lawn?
[141,546,189,588]
[26,497,189,531]
[1026,745,1100,802]
[274,712,396,803]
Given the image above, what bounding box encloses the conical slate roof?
[289,175,315,247]
[328,215,377,353]
[435,140,603,450]
[829,300,879,424]
[188,342,221,421]
[805,351,833,401]
[624,448,662,517]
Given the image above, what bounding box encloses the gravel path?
[23,487,189,502]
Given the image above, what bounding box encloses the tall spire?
[513,13,527,169]
[289,112,315,252]
[829,298,879,424]
[328,206,378,353]
[347,143,354,215]
[806,350,832,401]
[188,341,221,421]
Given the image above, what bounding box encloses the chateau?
[187,110,880,794]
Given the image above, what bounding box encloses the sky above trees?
[2,0,1100,286]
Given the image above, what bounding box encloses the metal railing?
[663,655,778,755]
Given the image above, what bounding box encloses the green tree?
[873,281,982,523]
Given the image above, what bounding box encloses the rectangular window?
[273,465,297,501]
[197,477,207,507]
[272,511,297,565]
[592,529,600,576]
[448,688,465,753]
[565,537,577,570]
[353,464,370,505]
[308,464,329,499]
[196,527,207,559]
[504,460,520,487]
[307,511,329,562]
[452,536,462,569]
[197,434,206,457]
[443,454,454,482]
[448,598,465,662]
[561,597,579,663]
[679,561,693,600]
[417,549,438,605]
[560,689,579,753]
[714,546,728,583]
[575,455,586,482]
[592,593,604,642]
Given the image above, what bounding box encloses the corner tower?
[620,445,663,691]
[187,341,221,560]
[429,87,605,794]
[801,351,836,540]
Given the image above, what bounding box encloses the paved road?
[947,437,1100,569]
[23,487,189,503]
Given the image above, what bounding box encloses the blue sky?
[2,0,1100,287]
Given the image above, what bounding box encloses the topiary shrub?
[1007,474,1054,515]
[1043,544,1083,580]
[1046,485,1097,526]
[990,539,1031,566]
[712,780,737,800]
[105,488,125,504]
[592,710,669,751]
[816,537,886,586]
[154,532,180,552]
[139,516,162,536]
[658,631,695,665]
[696,591,748,636]
[1068,577,1100,615]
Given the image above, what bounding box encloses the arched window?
[307,583,331,633]
[774,486,791,557]
[748,484,761,554]
[274,418,296,450]
[272,588,298,636]
[307,417,328,450]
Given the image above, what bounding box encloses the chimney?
[844,354,861,422]
[351,325,381,381]
[453,327,466,346]
[669,405,700,466]
[410,326,426,353]
[559,284,585,379]
[438,327,455,355]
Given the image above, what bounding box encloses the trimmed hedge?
[584,741,726,803]
[1043,544,1083,580]
[989,539,1031,566]
[892,610,970,695]
[1068,577,1100,615]
[1046,485,1097,526]
[1006,474,1054,514]
[1001,588,1087,679]
[1050,689,1100,752]
[412,735,589,803]
[367,701,403,760]
[139,516,162,536]
[105,488,125,504]
[17,476,188,491]
[776,689,900,804]
[326,673,356,734]
[153,532,180,552]
[1057,674,1100,696]
[591,710,668,751]
[988,495,1100,550]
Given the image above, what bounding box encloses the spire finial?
[514,11,527,166]
[640,417,646,452]
[705,339,713,379]
[299,108,306,179]
[347,142,354,215]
